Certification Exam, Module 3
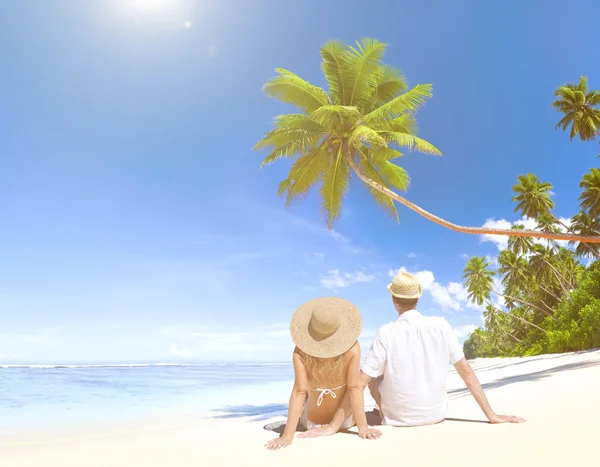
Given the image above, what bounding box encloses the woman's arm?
[347,343,382,440]
[265,348,308,450]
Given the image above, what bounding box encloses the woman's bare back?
[303,345,357,425]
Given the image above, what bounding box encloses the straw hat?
[290,297,362,358]
[387,271,422,299]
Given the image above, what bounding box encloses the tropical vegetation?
[463,172,600,358]
[552,76,600,158]
[254,38,600,244]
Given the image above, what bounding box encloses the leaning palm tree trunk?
[503,329,523,343]
[486,302,546,333]
[539,284,562,302]
[347,157,600,243]
[491,289,552,317]
[553,215,600,259]
[543,260,575,292]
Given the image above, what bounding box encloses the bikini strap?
[309,383,347,407]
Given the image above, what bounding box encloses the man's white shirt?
[361,309,465,426]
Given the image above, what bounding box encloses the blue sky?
[1,0,599,363]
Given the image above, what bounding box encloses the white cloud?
[329,230,364,254]
[447,281,469,302]
[388,267,463,312]
[407,252,417,258]
[453,324,478,339]
[480,218,514,250]
[480,216,574,251]
[460,253,470,260]
[320,269,377,289]
[486,254,499,267]
[313,252,325,260]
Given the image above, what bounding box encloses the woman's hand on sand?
[265,435,293,450]
[358,426,383,440]
[297,425,336,438]
[489,414,526,424]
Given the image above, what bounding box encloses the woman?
[265,297,381,451]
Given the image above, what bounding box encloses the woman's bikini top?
[308,383,347,406]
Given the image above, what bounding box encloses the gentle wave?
[0,362,292,369]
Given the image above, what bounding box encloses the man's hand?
[489,413,526,424]
[297,425,336,439]
[358,426,383,440]
[264,435,293,451]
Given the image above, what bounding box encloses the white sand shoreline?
[2,350,600,466]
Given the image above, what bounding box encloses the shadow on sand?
[449,359,600,400]
[211,351,600,434]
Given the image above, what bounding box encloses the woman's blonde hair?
[296,348,346,384]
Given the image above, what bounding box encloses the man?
[300,271,525,440]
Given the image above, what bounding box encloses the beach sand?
[2,350,599,467]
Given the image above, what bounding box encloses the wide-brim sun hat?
[387,271,423,299]
[290,297,362,359]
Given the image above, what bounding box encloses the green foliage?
[579,168,600,218]
[465,259,600,359]
[463,166,600,359]
[551,76,600,144]
[254,38,441,227]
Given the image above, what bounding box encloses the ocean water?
[0,363,294,435]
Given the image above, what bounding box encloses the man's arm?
[453,358,526,424]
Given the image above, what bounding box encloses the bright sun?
[123,0,180,14]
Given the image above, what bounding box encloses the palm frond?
[279,142,329,205]
[272,114,325,131]
[320,145,350,227]
[355,148,399,221]
[363,84,433,124]
[586,91,600,106]
[259,139,309,167]
[381,132,442,155]
[311,105,360,131]
[254,125,322,151]
[320,40,349,105]
[579,168,600,217]
[371,147,404,161]
[371,65,407,105]
[554,112,576,132]
[343,38,387,108]
[349,125,387,149]
[376,161,411,191]
[387,114,418,134]
[263,68,329,112]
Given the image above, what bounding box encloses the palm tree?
[508,225,535,256]
[528,244,574,293]
[484,305,522,344]
[569,211,600,258]
[254,38,600,243]
[512,173,599,257]
[497,250,554,315]
[462,257,546,332]
[579,168,600,218]
[551,76,600,157]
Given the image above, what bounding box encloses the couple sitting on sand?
[266,271,525,450]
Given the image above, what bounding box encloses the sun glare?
[121,0,183,17]
[127,0,173,11]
